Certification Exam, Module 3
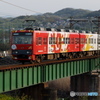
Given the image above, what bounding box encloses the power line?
[0,0,43,14]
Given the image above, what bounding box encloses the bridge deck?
[0,58,100,93]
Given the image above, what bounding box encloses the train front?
[11,30,34,63]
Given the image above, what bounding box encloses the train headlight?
[12,50,18,54]
[28,56,32,59]
[27,51,30,54]
[14,57,17,59]
[26,50,32,55]
[15,51,18,54]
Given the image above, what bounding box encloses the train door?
[34,31,48,54]
[69,33,79,52]
[85,33,96,51]
[79,33,86,51]
[74,34,79,52]
[70,34,74,52]
[92,34,97,51]
[48,32,56,53]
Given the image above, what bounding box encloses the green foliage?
[79,96,88,100]
[0,94,31,100]
[1,44,10,51]
[84,10,100,17]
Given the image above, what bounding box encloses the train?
[11,28,100,63]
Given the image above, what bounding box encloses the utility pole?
[3,23,6,44]
[69,17,100,33]
[69,18,88,30]
[92,17,100,34]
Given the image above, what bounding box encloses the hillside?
[0,8,100,24]
[0,8,99,30]
[54,8,92,18]
[84,10,100,17]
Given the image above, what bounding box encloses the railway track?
[0,55,100,71]
[0,56,21,65]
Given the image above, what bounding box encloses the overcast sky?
[0,0,100,17]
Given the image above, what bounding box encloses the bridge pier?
[19,83,58,100]
[70,72,100,99]
[19,84,43,100]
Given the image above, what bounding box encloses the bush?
[0,94,30,100]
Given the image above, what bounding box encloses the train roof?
[12,27,97,34]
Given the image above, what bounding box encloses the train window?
[43,38,47,45]
[59,38,61,44]
[36,37,42,45]
[89,38,91,44]
[36,38,38,45]
[55,38,57,44]
[49,37,56,44]
[90,38,91,44]
[38,37,41,45]
[13,33,19,35]
[85,39,87,44]
[63,38,65,44]
[67,38,70,44]
[98,38,100,44]
[71,38,74,44]
[82,38,83,44]
[63,38,66,44]
[75,38,79,44]
[77,38,79,44]
[89,38,93,44]
[13,36,32,44]
[13,32,32,36]
[81,38,85,44]
[80,38,82,44]
[65,38,67,44]
[49,37,52,44]
[63,38,69,44]
[83,38,85,44]
[53,37,56,44]
[13,32,33,44]
[91,38,93,44]
[75,38,77,44]
[94,39,96,44]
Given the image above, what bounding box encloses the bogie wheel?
[30,60,34,64]
[69,54,73,59]
[36,56,41,63]
[79,53,83,58]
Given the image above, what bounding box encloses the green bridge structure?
[0,57,100,93]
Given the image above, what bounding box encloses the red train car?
[11,28,98,63]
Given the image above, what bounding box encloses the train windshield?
[12,32,32,44]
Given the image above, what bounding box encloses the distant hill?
[84,10,100,17]
[54,8,92,18]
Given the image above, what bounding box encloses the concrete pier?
[70,72,100,99]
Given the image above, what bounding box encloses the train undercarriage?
[34,50,100,63]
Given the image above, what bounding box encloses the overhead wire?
[0,0,43,15]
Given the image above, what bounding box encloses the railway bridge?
[0,56,100,94]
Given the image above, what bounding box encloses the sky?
[0,0,100,17]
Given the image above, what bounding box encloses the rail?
[0,55,100,71]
